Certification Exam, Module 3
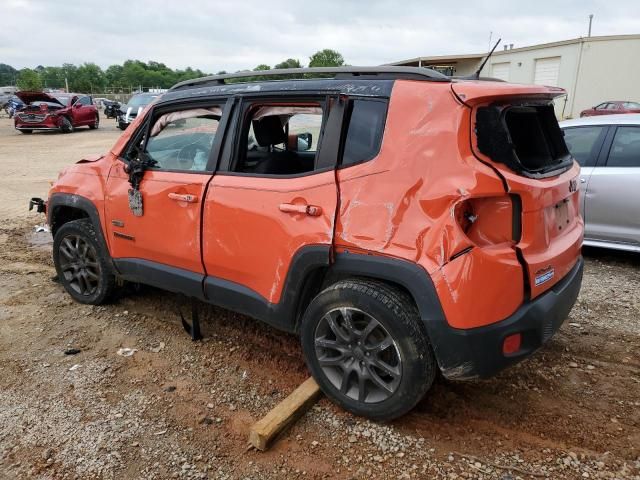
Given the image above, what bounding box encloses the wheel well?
[50,206,89,236]
[293,269,420,333]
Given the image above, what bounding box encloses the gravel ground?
[0,116,638,479]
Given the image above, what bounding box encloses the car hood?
[15,91,65,106]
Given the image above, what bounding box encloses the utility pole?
[588,14,594,37]
[65,77,69,93]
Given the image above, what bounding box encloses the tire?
[117,122,127,130]
[60,116,74,133]
[20,129,33,134]
[89,113,99,129]
[53,219,115,305]
[300,279,437,421]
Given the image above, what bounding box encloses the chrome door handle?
[580,178,587,184]
[279,203,322,216]
[168,192,198,203]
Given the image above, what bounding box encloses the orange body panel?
[335,80,524,328]
[202,171,337,303]
[105,160,209,273]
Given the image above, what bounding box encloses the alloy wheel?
[314,307,402,403]
[58,234,101,296]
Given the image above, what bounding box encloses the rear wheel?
[60,116,74,133]
[300,279,436,421]
[117,122,127,130]
[89,113,99,129]
[53,219,115,304]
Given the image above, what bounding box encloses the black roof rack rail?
[168,66,450,91]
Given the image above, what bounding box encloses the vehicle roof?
[560,114,640,127]
[159,78,398,104]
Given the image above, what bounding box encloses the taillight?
[454,195,515,246]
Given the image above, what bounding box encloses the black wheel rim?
[314,307,402,403]
[58,234,101,296]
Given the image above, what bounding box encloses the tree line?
[0,49,345,93]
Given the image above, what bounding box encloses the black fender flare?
[48,192,111,256]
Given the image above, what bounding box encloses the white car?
[561,114,640,252]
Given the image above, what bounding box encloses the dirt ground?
[0,115,638,480]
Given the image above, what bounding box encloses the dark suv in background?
[117,92,159,130]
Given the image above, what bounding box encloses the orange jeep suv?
[35,67,584,420]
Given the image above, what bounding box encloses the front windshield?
[52,94,71,105]
[127,95,158,110]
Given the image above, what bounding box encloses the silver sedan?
[560,114,640,253]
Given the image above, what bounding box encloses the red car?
[580,100,640,117]
[14,91,99,134]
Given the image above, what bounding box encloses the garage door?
[491,62,510,81]
[534,57,561,86]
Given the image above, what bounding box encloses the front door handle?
[279,203,322,216]
[168,192,198,203]
[580,178,587,184]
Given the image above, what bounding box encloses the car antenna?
[470,38,501,79]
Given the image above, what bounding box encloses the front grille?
[19,113,47,123]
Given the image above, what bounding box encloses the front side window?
[605,103,620,110]
[607,127,640,167]
[342,100,387,167]
[234,103,324,175]
[77,96,92,106]
[563,126,606,167]
[145,107,222,171]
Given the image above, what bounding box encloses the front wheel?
[53,219,115,304]
[300,279,437,421]
[60,116,74,133]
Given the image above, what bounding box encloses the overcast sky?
[2,0,639,72]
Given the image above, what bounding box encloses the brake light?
[502,333,521,355]
[454,195,515,246]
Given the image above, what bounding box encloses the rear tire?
[117,122,127,130]
[53,219,115,305]
[300,279,436,421]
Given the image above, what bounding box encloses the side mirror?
[294,132,312,152]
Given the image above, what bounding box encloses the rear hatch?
[453,81,583,299]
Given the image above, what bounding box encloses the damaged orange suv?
[33,67,583,420]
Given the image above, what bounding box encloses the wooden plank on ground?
[248,376,322,451]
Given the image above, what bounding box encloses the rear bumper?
[431,256,583,380]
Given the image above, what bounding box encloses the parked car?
[117,92,158,130]
[103,100,122,119]
[3,95,25,118]
[14,92,99,134]
[580,101,640,117]
[34,67,583,420]
[561,114,640,252]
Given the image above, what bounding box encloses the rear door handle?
[279,203,322,216]
[168,192,198,203]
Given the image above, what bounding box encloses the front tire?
[53,219,115,304]
[300,279,436,421]
[60,116,74,133]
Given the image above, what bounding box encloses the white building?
[389,34,640,119]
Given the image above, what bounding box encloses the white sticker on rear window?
[535,268,555,286]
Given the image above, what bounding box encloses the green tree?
[0,63,17,85]
[274,58,302,70]
[308,49,345,68]
[254,64,271,71]
[16,68,43,91]
[41,66,65,89]
[71,63,105,93]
